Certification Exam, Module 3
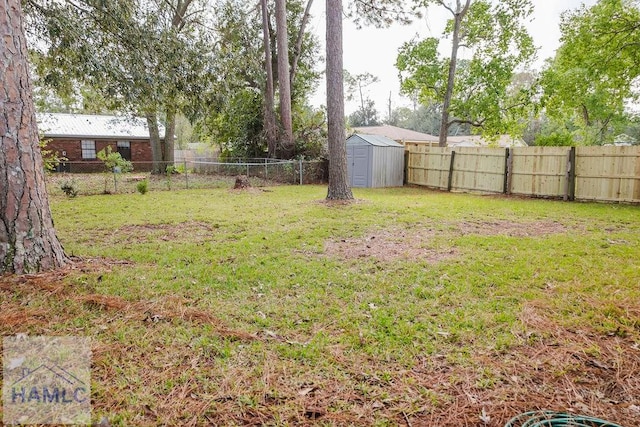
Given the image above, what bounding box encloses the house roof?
[347,133,404,147]
[37,113,164,140]
[351,125,440,143]
[447,134,526,148]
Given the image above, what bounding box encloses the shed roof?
[347,133,404,147]
[37,113,164,140]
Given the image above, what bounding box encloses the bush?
[136,179,149,194]
[97,146,133,173]
[60,180,78,198]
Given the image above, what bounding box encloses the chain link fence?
[47,158,328,197]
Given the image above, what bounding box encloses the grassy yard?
[1,185,639,426]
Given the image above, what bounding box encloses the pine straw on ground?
[0,258,253,341]
[1,261,639,426]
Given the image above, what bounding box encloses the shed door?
[347,145,370,187]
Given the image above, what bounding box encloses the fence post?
[506,149,514,195]
[264,158,268,180]
[447,150,456,192]
[299,158,303,185]
[404,150,409,184]
[503,148,510,194]
[184,160,189,189]
[565,146,576,201]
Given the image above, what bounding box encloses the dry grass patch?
[324,227,457,263]
[456,219,570,237]
[0,259,253,342]
[323,219,569,263]
[114,221,218,244]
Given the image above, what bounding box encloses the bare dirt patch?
[456,219,569,237]
[115,220,217,243]
[324,228,457,263]
[324,219,570,262]
[316,198,370,207]
[228,186,272,195]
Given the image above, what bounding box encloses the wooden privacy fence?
[406,143,640,203]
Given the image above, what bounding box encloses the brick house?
[37,113,163,172]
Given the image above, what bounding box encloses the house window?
[117,141,131,160]
[81,140,96,159]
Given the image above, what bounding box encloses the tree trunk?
[438,0,471,148]
[275,0,294,157]
[171,0,194,32]
[164,108,176,164]
[146,112,163,174]
[0,0,68,273]
[261,0,278,157]
[325,0,353,200]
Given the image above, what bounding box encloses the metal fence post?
[184,160,189,189]
[299,159,303,185]
[264,158,268,180]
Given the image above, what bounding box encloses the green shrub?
[60,180,78,198]
[136,179,149,195]
[40,139,67,173]
[97,146,133,173]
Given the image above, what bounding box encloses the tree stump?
[234,175,251,189]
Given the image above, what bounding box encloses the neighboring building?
[611,133,637,146]
[37,113,162,172]
[447,134,527,148]
[352,124,526,148]
[346,134,405,188]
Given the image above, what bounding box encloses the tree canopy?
[539,0,640,145]
[26,0,214,171]
[396,0,537,145]
[194,0,322,159]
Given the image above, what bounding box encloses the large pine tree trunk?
[0,0,68,273]
[325,0,353,200]
[275,0,294,157]
[261,0,278,157]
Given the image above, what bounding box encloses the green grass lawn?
[2,185,639,426]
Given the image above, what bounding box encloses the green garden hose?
[504,410,624,427]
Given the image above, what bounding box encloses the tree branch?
[172,0,194,31]
[435,0,455,16]
[290,0,314,86]
[448,117,485,128]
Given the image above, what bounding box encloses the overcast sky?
[308,0,597,117]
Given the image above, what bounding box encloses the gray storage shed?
[346,134,405,188]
